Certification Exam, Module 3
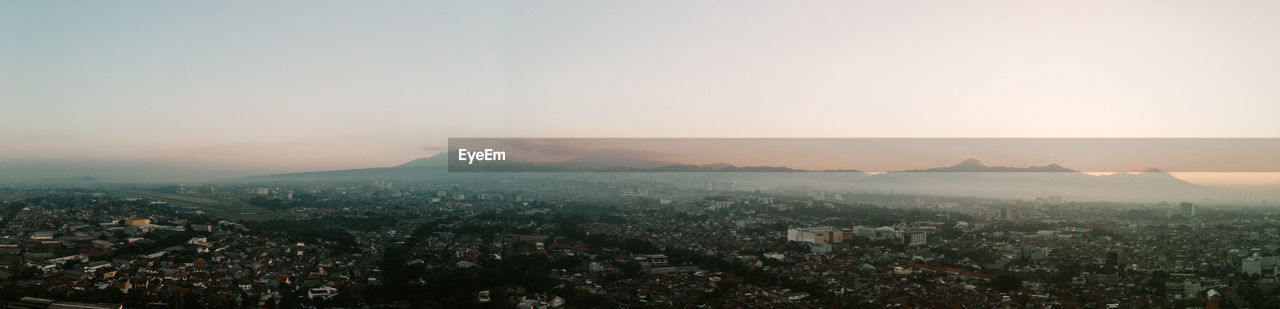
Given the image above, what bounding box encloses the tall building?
[1243,255,1262,275]
[1184,279,1202,297]
[999,208,1014,221]
[1020,246,1049,261]
[908,232,927,246]
[850,226,875,239]
[1180,202,1196,217]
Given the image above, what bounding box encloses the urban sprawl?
[0,178,1275,308]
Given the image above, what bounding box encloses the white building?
[1183,279,1202,298]
[308,286,338,300]
[708,200,733,210]
[873,227,901,240]
[908,232,927,247]
[1243,255,1263,275]
[787,226,842,244]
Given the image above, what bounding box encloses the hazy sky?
[3,1,1279,178]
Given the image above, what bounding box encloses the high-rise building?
[908,232,927,246]
[999,208,1014,221]
[1243,255,1262,275]
[1180,202,1196,217]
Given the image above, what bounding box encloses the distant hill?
[898,158,1077,173]
[872,160,1217,202]
[244,155,1258,203]
[246,152,449,182]
[647,164,803,172]
[545,148,675,169]
[396,152,449,168]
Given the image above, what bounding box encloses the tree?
[992,273,1023,292]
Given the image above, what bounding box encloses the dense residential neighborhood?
[0,178,1276,308]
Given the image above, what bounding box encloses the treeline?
[367,221,614,307]
[115,230,196,255]
[247,193,376,210]
[236,214,399,253]
[306,214,399,232]
[241,220,358,252]
[548,213,832,304]
[246,196,288,209]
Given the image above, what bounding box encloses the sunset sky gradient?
[3,1,1278,183]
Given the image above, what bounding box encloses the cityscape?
[1,159,1279,308]
[6,0,1280,308]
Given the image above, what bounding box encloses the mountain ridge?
[234,154,1254,203]
[280,154,1184,177]
[896,158,1079,173]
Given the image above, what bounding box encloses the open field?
[114,190,285,221]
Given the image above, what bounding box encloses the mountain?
[899,158,1077,173]
[870,160,1219,202]
[245,152,449,182]
[645,164,802,172]
[545,148,675,169]
[1104,168,1175,178]
[244,155,1259,203]
[396,152,449,168]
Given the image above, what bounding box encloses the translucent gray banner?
[446,138,1280,173]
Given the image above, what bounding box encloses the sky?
[2,1,1279,182]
